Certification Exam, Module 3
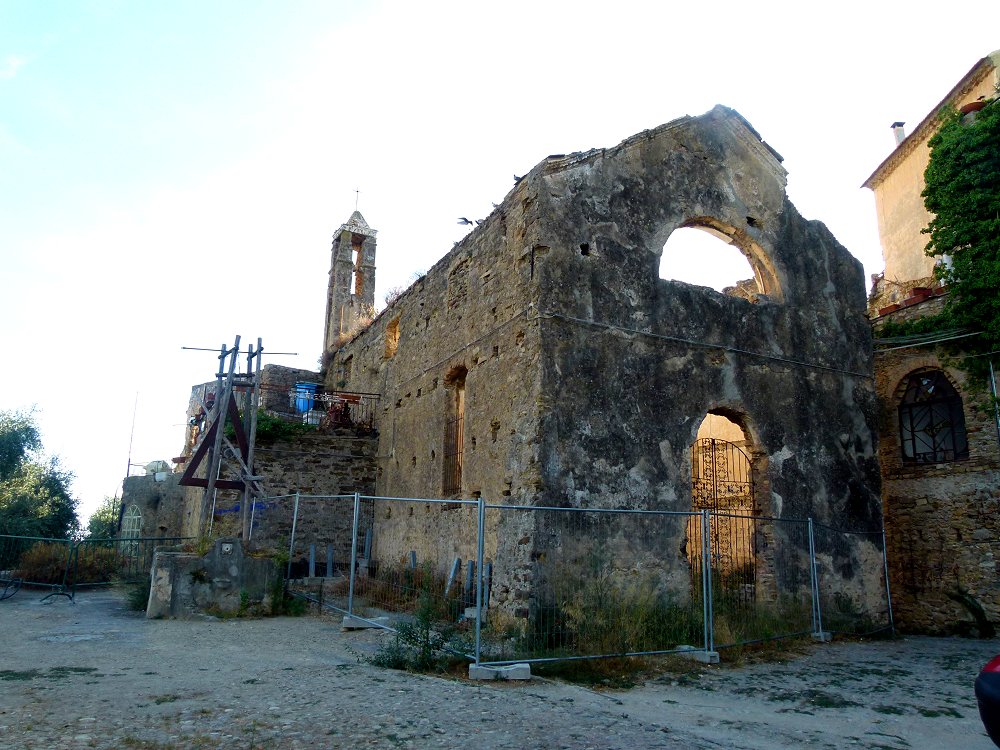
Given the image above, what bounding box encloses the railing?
[259,385,380,432]
[0,535,192,601]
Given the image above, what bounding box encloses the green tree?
[86,495,121,539]
[0,409,79,539]
[0,409,41,481]
[922,97,1000,368]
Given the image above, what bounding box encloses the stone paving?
[0,589,997,749]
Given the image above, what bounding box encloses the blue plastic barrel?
[294,382,319,414]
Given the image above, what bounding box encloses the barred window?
[898,370,968,464]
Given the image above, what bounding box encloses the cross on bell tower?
[323,210,378,354]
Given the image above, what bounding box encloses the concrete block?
[468,663,531,680]
[690,651,720,664]
[675,645,719,663]
[341,615,391,630]
[463,606,486,620]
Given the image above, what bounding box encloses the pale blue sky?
[1,0,997,521]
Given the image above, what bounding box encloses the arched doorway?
[687,413,758,603]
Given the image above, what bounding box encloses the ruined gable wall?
[526,107,882,602]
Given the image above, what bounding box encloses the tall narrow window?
[352,235,364,295]
[898,369,969,464]
[120,505,143,555]
[385,318,400,358]
[443,367,467,495]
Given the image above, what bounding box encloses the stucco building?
[865,51,1000,634]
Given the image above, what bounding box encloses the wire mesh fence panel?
[287,494,368,616]
[478,506,706,665]
[347,496,479,651]
[249,493,360,582]
[709,516,815,649]
[812,523,892,636]
[0,535,74,589]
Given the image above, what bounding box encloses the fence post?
[881,528,895,635]
[475,494,485,666]
[348,492,361,616]
[286,492,300,580]
[808,518,825,638]
[701,509,714,654]
[66,541,79,600]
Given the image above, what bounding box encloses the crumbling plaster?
[530,108,880,525]
[331,105,883,610]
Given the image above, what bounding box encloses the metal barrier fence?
[248,493,365,581]
[811,522,894,636]
[705,514,816,651]
[0,535,191,600]
[478,505,705,665]
[264,493,893,666]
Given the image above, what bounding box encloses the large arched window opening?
[898,369,969,464]
[659,218,782,302]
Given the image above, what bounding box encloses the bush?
[13,542,71,584]
[332,561,464,620]
[368,592,462,673]
[268,577,306,617]
[14,542,122,586]
[520,570,703,658]
[72,545,121,584]
[123,576,151,611]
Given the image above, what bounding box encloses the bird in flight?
[457,217,474,225]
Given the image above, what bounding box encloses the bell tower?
[323,210,377,354]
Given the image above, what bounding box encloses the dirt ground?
[0,588,996,749]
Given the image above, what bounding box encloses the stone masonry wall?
[259,365,323,419]
[327,179,545,606]
[872,299,1000,633]
[120,473,187,540]
[328,106,886,619]
[229,430,377,566]
[529,107,884,609]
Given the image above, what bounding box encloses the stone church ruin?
[308,105,886,629]
[149,105,887,643]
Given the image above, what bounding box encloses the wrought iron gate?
[688,438,757,600]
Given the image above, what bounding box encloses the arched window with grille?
[898,369,969,464]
